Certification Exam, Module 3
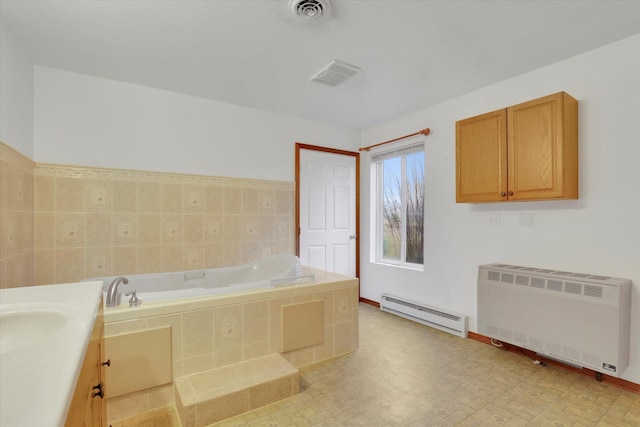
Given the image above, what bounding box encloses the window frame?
[370,140,425,270]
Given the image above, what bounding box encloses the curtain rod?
[359,128,430,152]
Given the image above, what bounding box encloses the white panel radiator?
[478,264,632,377]
[380,294,468,338]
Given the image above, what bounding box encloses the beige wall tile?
[215,346,243,368]
[243,300,268,345]
[106,389,149,422]
[85,247,112,278]
[241,241,261,263]
[112,246,138,276]
[85,213,112,247]
[35,212,55,248]
[241,215,259,241]
[56,177,84,212]
[139,245,163,274]
[35,175,55,212]
[182,354,215,376]
[315,291,335,325]
[275,190,290,216]
[113,180,138,213]
[204,186,224,214]
[139,182,162,213]
[147,384,175,410]
[113,214,138,245]
[138,214,161,245]
[334,320,354,355]
[314,325,335,361]
[162,183,183,213]
[184,244,204,270]
[55,247,84,283]
[242,188,260,214]
[223,215,241,242]
[244,340,269,361]
[85,179,112,212]
[334,288,353,323]
[215,305,243,350]
[223,241,242,266]
[259,216,275,240]
[223,187,242,214]
[162,214,183,244]
[162,244,184,272]
[184,215,203,243]
[55,213,85,247]
[275,216,289,240]
[184,185,204,213]
[34,248,55,285]
[182,309,214,358]
[204,242,224,268]
[259,190,275,216]
[203,215,223,242]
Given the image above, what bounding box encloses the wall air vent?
[289,0,330,21]
[309,59,360,86]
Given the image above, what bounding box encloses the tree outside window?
[375,146,424,267]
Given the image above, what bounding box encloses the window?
[372,143,424,268]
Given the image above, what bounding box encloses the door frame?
[295,142,360,279]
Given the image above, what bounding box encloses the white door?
[299,148,357,276]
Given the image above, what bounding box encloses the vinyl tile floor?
[111,303,640,426]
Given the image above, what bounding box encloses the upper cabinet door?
[456,109,508,203]
[456,91,578,203]
[507,92,578,201]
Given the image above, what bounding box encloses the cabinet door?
[507,92,575,200]
[456,109,507,202]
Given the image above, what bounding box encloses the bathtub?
[89,253,304,306]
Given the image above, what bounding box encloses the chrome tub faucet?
[106,276,128,307]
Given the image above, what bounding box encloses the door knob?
[349,235,356,240]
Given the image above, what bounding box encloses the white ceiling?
[2,0,640,129]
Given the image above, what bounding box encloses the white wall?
[359,34,640,383]
[0,14,34,157]
[33,66,359,181]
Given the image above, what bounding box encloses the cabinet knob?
[92,382,104,399]
[500,192,506,197]
[507,191,514,196]
[102,359,111,367]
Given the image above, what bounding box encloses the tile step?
[174,354,300,427]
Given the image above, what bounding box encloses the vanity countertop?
[0,280,103,427]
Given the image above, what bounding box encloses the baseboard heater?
[478,264,632,377]
[380,294,468,338]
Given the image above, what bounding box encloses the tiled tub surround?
[103,268,359,423]
[33,163,295,285]
[0,142,35,288]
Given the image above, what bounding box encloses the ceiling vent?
[309,59,361,86]
[289,0,330,21]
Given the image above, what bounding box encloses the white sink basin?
[0,304,70,355]
[0,281,104,427]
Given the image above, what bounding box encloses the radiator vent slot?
[501,273,514,284]
[564,282,582,295]
[584,284,604,298]
[547,279,563,292]
[531,277,546,288]
[478,263,631,378]
[380,294,468,338]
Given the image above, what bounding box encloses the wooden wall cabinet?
[456,92,578,203]
[65,300,106,427]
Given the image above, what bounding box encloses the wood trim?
[468,332,640,394]
[294,143,361,281]
[359,128,430,152]
[358,297,380,308]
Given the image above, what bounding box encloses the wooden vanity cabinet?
[65,299,105,427]
[456,92,578,203]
